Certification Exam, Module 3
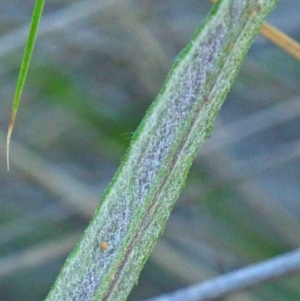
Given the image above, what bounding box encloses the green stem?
[7,0,45,171]
[45,0,278,300]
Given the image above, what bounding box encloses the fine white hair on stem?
[144,248,300,301]
[44,1,279,300]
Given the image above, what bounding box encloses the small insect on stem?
[99,241,109,250]
[203,97,209,104]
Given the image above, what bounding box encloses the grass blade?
[42,0,278,300]
[6,0,45,171]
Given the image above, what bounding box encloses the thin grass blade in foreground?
[6,0,45,171]
[45,0,278,300]
[145,248,300,301]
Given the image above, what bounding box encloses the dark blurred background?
[1,1,300,300]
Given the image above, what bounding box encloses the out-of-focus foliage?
[0,1,300,300]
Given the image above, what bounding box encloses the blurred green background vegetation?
[1,0,300,300]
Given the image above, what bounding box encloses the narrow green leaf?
[6,0,45,171]
[45,0,278,300]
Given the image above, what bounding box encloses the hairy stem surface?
[45,0,278,300]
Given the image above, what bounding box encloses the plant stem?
[144,248,300,301]
[6,0,45,171]
[45,1,278,300]
[209,0,300,61]
[260,23,300,60]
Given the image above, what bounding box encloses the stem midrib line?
[103,11,258,298]
[41,1,279,300]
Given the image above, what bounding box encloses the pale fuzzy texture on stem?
[45,0,278,300]
[144,248,300,301]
